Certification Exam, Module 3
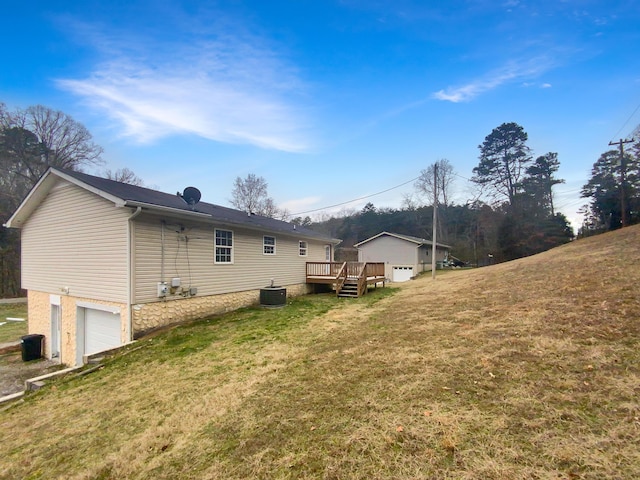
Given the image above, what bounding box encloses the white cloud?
[432,57,555,103]
[56,23,312,152]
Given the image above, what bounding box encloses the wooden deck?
[306,262,385,298]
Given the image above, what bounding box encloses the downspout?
[127,207,143,342]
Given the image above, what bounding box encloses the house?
[355,232,451,282]
[4,168,340,366]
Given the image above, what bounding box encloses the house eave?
[4,170,58,228]
[126,201,340,244]
[355,231,451,250]
[5,168,128,229]
[4,167,340,245]
[123,200,213,220]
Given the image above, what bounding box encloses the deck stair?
[305,261,385,299]
[337,278,360,298]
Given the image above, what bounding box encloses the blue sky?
[2,1,640,229]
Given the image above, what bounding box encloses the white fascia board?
[4,168,125,228]
[123,200,213,220]
[4,169,57,228]
[354,231,391,247]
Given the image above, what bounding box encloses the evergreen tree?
[581,149,640,231]
[523,152,563,216]
[472,122,532,206]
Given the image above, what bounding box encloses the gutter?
[124,200,338,244]
[123,200,212,219]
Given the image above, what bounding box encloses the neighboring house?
[5,168,339,366]
[355,232,451,282]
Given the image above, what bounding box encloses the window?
[215,229,233,263]
[299,240,308,256]
[263,235,276,255]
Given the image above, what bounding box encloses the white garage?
[392,266,414,282]
[77,303,122,364]
[356,232,452,283]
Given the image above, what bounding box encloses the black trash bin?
[21,334,45,361]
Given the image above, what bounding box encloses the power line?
[555,198,587,210]
[291,175,421,216]
[453,172,472,182]
[610,101,640,142]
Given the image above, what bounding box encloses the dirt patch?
[0,351,61,397]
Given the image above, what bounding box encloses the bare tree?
[230,173,283,218]
[103,167,144,186]
[415,159,455,206]
[0,103,104,297]
[401,192,420,210]
[1,105,103,185]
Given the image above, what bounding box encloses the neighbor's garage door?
[85,308,121,355]
[392,266,413,282]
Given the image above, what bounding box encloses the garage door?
[85,308,121,356]
[392,266,413,282]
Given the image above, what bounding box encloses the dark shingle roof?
[56,168,338,243]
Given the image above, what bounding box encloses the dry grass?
[0,303,28,344]
[1,226,640,479]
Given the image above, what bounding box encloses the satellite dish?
[178,187,201,209]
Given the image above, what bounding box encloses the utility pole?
[431,163,438,280]
[608,138,634,227]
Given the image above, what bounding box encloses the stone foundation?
[27,290,128,366]
[132,283,311,337]
[25,284,312,364]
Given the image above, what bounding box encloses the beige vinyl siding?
[21,180,130,303]
[358,235,419,266]
[417,245,430,272]
[133,215,326,303]
[358,235,419,279]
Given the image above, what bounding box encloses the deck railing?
[306,262,345,277]
[306,261,385,297]
[306,262,384,278]
[365,262,385,278]
[356,262,367,296]
[335,262,348,293]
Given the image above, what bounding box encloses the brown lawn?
[0,225,639,479]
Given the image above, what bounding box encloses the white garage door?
[85,308,121,356]
[392,266,413,282]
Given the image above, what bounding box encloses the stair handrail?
[357,262,367,296]
[335,262,347,296]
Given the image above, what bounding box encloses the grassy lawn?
[0,303,27,344]
[1,226,639,479]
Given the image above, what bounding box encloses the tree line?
[1,100,638,297]
[309,122,575,263]
[306,122,640,262]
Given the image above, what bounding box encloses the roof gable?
[5,168,339,243]
[355,231,450,249]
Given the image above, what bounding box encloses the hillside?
[1,226,639,479]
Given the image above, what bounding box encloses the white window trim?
[299,240,308,257]
[263,235,276,255]
[214,228,234,264]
